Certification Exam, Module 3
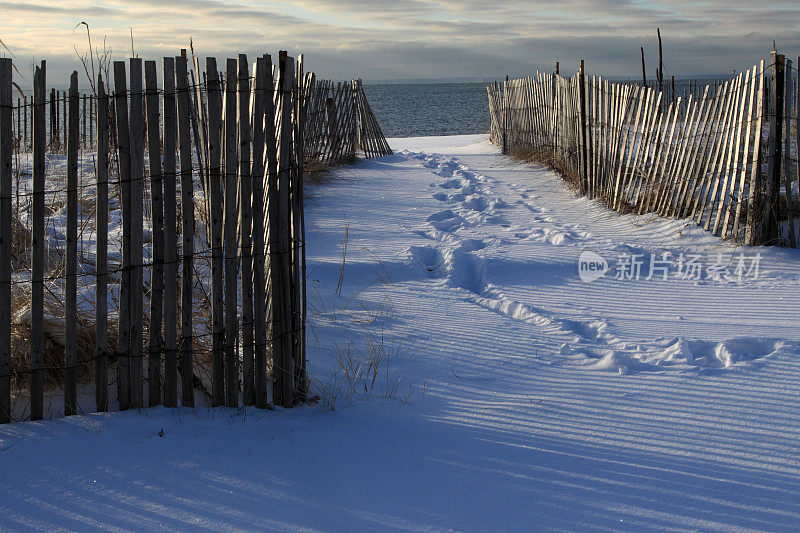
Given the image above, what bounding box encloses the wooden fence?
[0,50,391,423]
[488,51,800,246]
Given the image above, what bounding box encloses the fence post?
[64,72,78,416]
[578,60,588,195]
[502,77,508,154]
[0,58,11,423]
[764,51,785,244]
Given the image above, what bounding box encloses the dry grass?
[10,285,119,393]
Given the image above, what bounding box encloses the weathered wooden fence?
[0,50,391,423]
[302,78,392,166]
[488,51,800,246]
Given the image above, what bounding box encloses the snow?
[2,134,800,530]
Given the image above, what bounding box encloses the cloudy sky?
[0,0,798,84]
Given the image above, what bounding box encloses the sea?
[362,83,490,138]
[361,77,744,139]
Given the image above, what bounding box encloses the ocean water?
[363,83,489,138]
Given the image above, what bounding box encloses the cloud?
[0,0,796,85]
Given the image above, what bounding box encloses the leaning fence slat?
[0,58,11,423]
[712,73,747,235]
[745,61,766,245]
[730,67,758,240]
[718,71,751,237]
[676,87,712,216]
[703,76,741,231]
[64,72,79,416]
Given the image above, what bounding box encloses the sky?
[0,0,798,86]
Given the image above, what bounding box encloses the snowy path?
[2,135,800,531]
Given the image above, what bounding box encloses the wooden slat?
[637,97,667,214]
[782,59,795,247]
[251,55,269,409]
[655,95,690,215]
[64,71,79,416]
[129,58,145,408]
[613,86,643,210]
[238,54,255,406]
[144,61,164,406]
[675,86,712,216]
[729,66,759,240]
[294,55,307,398]
[0,58,11,423]
[745,60,767,245]
[113,60,132,411]
[162,57,179,408]
[31,63,45,420]
[205,57,225,407]
[796,56,800,247]
[272,52,296,407]
[95,74,109,413]
[223,58,239,408]
[688,82,726,220]
[175,54,194,407]
[176,54,195,407]
[704,75,742,231]
[712,72,748,235]
[626,88,656,210]
[717,70,752,237]
[696,79,736,225]
[658,95,695,216]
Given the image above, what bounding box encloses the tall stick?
[641,47,646,86]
